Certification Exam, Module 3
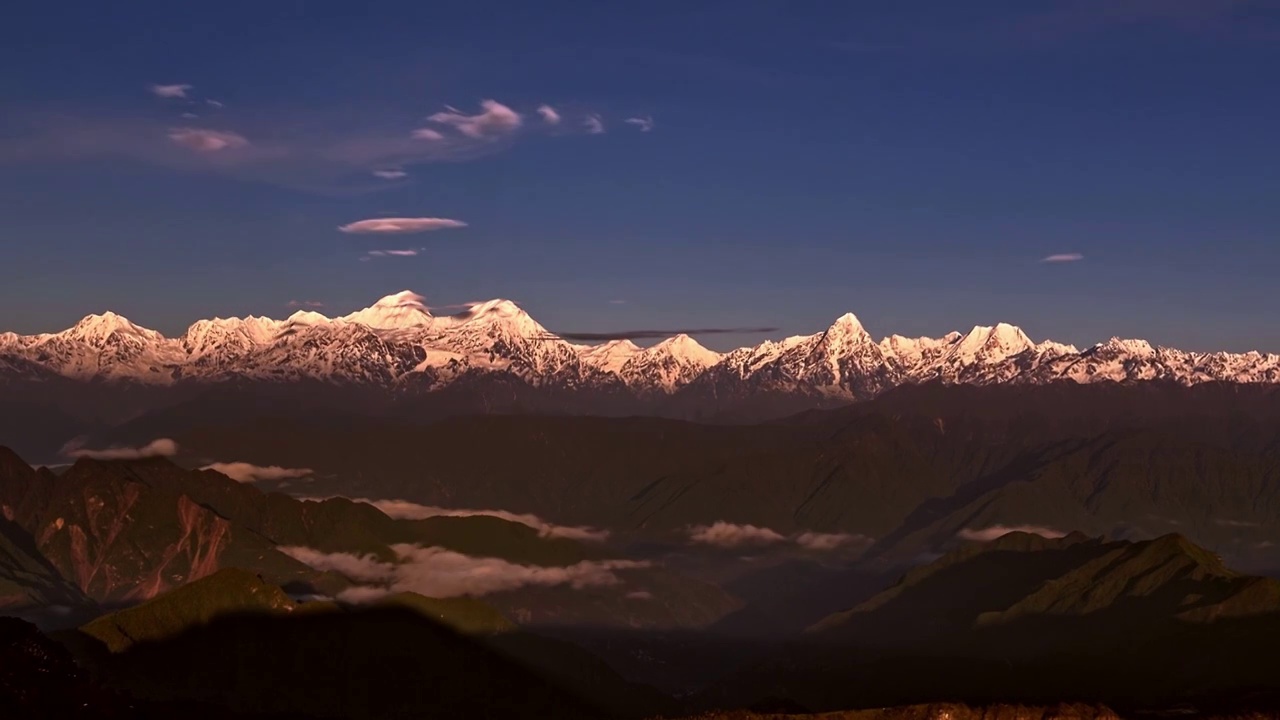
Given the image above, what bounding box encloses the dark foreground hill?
[52,567,669,719]
[704,531,1280,714]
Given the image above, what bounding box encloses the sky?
[1,0,1278,352]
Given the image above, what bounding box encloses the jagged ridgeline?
[3,291,1280,435]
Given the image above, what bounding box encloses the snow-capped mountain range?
[3,291,1280,400]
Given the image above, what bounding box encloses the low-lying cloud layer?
[688,522,872,552]
[201,462,314,484]
[280,544,646,600]
[1041,253,1084,263]
[62,438,178,461]
[352,498,610,542]
[338,217,467,234]
[955,524,1067,542]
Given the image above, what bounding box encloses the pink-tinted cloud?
[200,461,313,483]
[426,100,522,139]
[63,438,178,460]
[372,169,407,180]
[410,128,445,142]
[624,116,654,132]
[150,84,192,99]
[1041,253,1084,263]
[537,105,562,125]
[955,524,1066,542]
[353,498,610,542]
[689,522,786,548]
[339,217,466,234]
[583,114,605,135]
[168,128,250,152]
[281,544,645,598]
[287,300,325,308]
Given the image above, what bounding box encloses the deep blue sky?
[2,0,1278,352]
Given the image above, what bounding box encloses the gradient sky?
[2,0,1279,352]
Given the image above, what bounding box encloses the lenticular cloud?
[338,217,467,234]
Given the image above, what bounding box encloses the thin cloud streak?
[1041,253,1084,263]
[549,327,779,341]
[168,128,250,153]
[201,461,313,483]
[583,114,605,134]
[349,498,610,542]
[365,249,422,258]
[624,116,654,132]
[338,217,466,234]
[287,300,325,308]
[372,169,407,180]
[63,438,178,461]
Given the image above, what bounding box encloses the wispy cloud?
[1041,253,1084,263]
[201,461,313,483]
[548,326,778,341]
[287,300,325,308]
[608,299,627,305]
[168,128,250,153]
[624,116,654,132]
[205,99,224,109]
[349,498,610,542]
[363,249,423,259]
[63,438,178,461]
[150,83,192,99]
[281,544,645,599]
[372,169,407,180]
[338,217,467,234]
[583,114,605,135]
[426,100,522,139]
[537,104,561,125]
[955,524,1067,542]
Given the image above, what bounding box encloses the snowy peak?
[341,290,435,330]
[456,299,546,337]
[576,339,642,374]
[619,334,724,392]
[823,312,871,343]
[62,312,163,346]
[950,323,1035,363]
[1093,337,1157,357]
[649,334,723,367]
